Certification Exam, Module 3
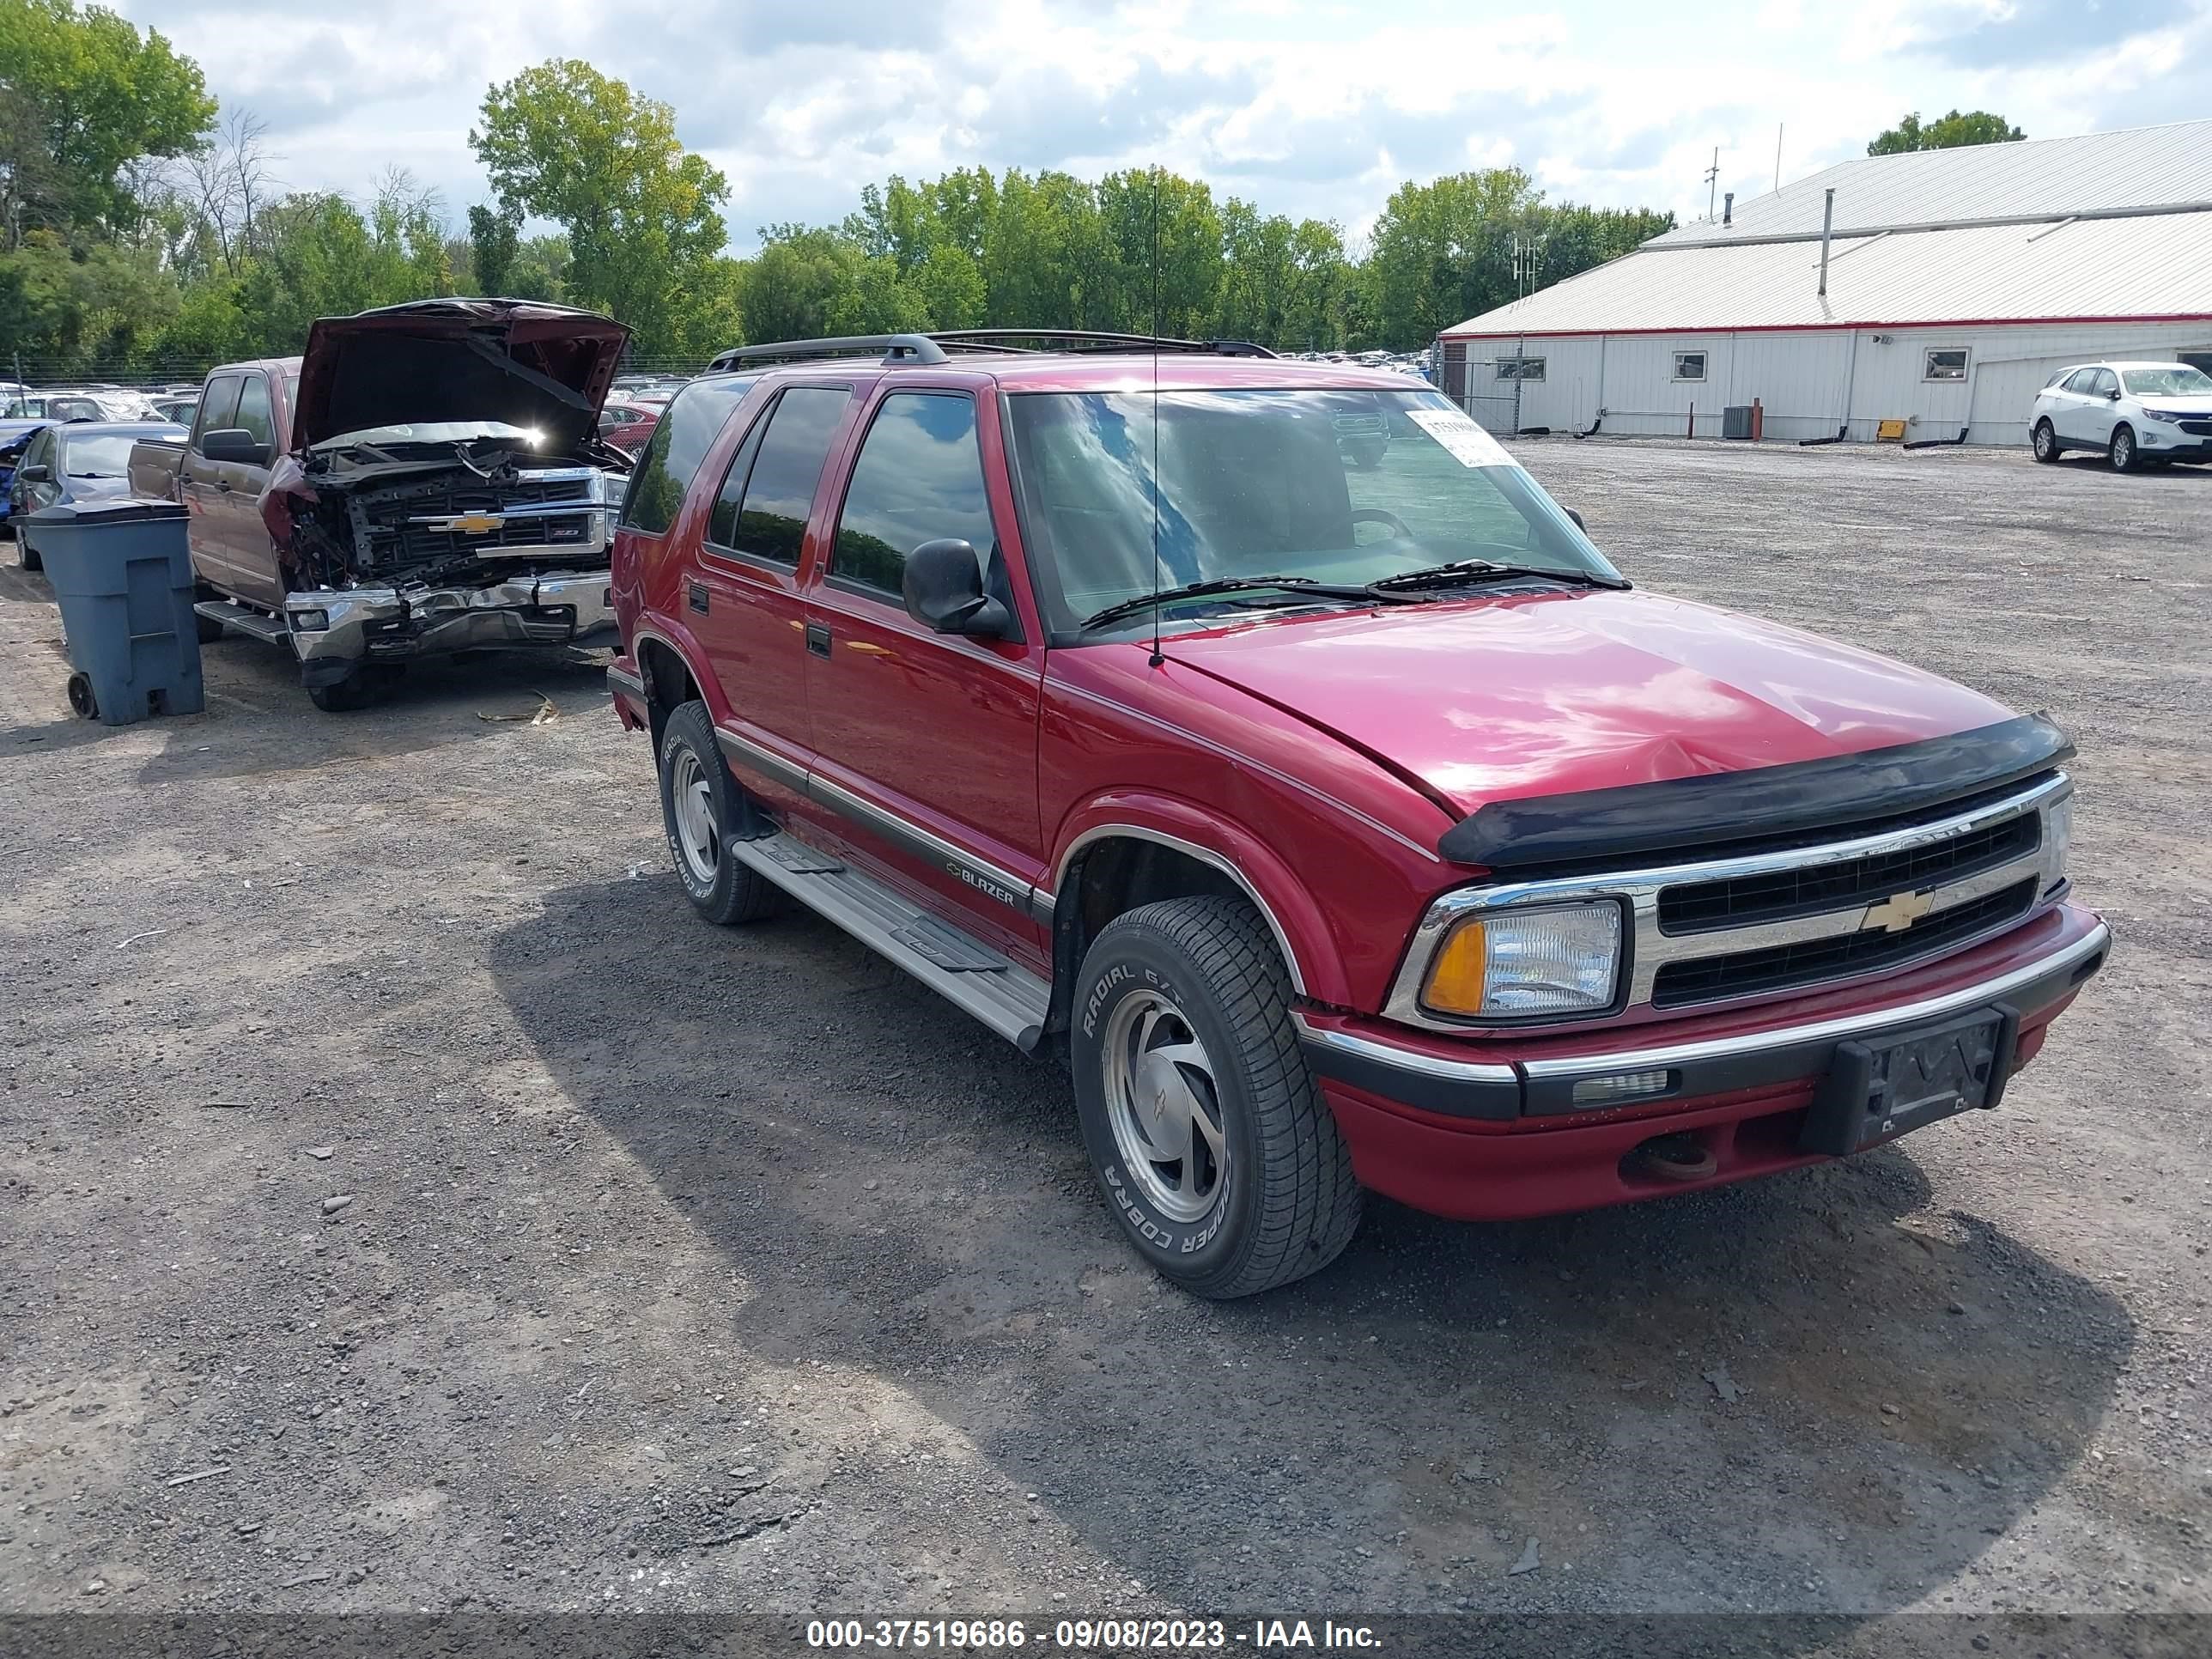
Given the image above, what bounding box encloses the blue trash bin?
[27,498,204,726]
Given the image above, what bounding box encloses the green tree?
[1869,110,2025,155]
[470,59,729,351]
[468,202,520,294]
[739,227,866,343]
[1362,168,1543,349]
[0,0,216,238]
[1095,168,1223,337]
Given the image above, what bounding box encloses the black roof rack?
[704,328,1277,374]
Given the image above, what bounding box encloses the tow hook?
[1632,1133,1717,1183]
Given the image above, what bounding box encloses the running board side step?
[193,599,290,646]
[726,830,1051,1051]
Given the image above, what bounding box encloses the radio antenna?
[1148,164,1164,670]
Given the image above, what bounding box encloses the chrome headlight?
[2045,793,2073,880]
[1420,899,1624,1019]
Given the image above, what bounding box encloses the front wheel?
[15,531,40,572]
[2109,425,2140,472]
[1070,895,1361,1297]
[2031,420,2060,463]
[657,699,778,926]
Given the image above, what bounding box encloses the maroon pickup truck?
[129,299,632,709]
[606,328,2108,1297]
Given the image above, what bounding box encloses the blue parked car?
[0,418,48,542]
[9,421,185,570]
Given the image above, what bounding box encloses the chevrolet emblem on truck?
[1863,890,1936,933]
[434,513,506,535]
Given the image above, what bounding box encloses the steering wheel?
[1351,507,1412,541]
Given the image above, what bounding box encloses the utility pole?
[1775,125,1784,191]
[1705,147,1720,220]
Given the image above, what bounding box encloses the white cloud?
[116,0,2212,251]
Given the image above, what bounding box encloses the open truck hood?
[292,299,631,453]
[1161,585,2016,820]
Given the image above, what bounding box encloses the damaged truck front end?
[258,300,632,706]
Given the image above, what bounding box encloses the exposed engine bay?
[260,430,627,593]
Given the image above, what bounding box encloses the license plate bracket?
[1800,1003,2020,1156]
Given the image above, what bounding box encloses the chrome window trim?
[1054,823,1309,996]
[1385,773,2071,1032]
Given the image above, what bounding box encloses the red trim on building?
[1441,312,2212,342]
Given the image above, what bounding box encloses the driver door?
[2076,368,2121,447]
[800,385,1049,966]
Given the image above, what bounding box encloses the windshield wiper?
[1369,558,1627,592]
[1080,575,1420,631]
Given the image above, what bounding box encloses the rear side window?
[619,374,757,535]
[723,386,851,568]
[234,375,274,447]
[193,376,242,448]
[831,393,995,598]
[705,413,772,550]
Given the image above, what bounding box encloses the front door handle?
[805,622,832,659]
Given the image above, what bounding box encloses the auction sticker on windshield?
[1406,405,1511,469]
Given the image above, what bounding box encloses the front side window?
[192,376,242,448]
[1923,349,1968,381]
[1005,387,1617,638]
[831,394,995,598]
[618,374,757,536]
[233,375,273,447]
[2091,368,2120,397]
[2120,365,2212,397]
[1672,351,1707,382]
[723,386,852,568]
[1497,356,1546,381]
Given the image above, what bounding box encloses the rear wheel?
[196,612,226,644]
[2109,424,2140,472]
[306,665,398,712]
[15,530,40,571]
[2031,419,2061,463]
[1070,895,1361,1297]
[657,699,777,925]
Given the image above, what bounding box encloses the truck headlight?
[1421,900,1624,1018]
[2045,794,2072,879]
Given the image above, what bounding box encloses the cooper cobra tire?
[1070,895,1361,1297]
[658,699,778,926]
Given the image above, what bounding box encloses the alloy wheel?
[670,747,720,884]
[1101,990,1229,1223]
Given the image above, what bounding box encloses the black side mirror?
[1565,507,1587,532]
[201,428,269,465]
[903,538,1011,637]
[18,464,51,483]
[2106,387,2123,401]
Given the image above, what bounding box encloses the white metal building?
[1439,120,2212,447]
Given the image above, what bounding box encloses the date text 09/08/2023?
[807,1619,1383,1650]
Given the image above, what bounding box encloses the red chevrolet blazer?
[605,330,2108,1297]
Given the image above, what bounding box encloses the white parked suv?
[2030,361,2212,471]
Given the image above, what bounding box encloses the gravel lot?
[1,439,2206,1646]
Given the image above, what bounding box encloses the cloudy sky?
[118,0,2212,253]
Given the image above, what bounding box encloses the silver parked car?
[2029,360,2212,471]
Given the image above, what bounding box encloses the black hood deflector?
[1438,712,2074,871]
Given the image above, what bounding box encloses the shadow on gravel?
[491,875,2134,1620]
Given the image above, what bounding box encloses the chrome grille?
[1383,773,2070,1031]
[1650,877,2038,1007]
[1658,811,2038,934]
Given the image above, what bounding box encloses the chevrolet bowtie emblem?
[438,513,504,535]
[1863,889,1936,933]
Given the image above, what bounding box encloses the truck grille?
[1658,811,2039,934]
[1650,877,2039,1008]
[368,474,598,565]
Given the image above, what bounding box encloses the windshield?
[2122,366,2212,398]
[63,434,149,477]
[1004,387,1618,636]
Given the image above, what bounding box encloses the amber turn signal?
[1420,920,1490,1016]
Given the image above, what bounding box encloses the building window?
[1923,348,1969,382]
[1672,351,1707,382]
[1496,356,1546,382]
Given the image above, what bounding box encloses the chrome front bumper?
[285,569,617,683]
